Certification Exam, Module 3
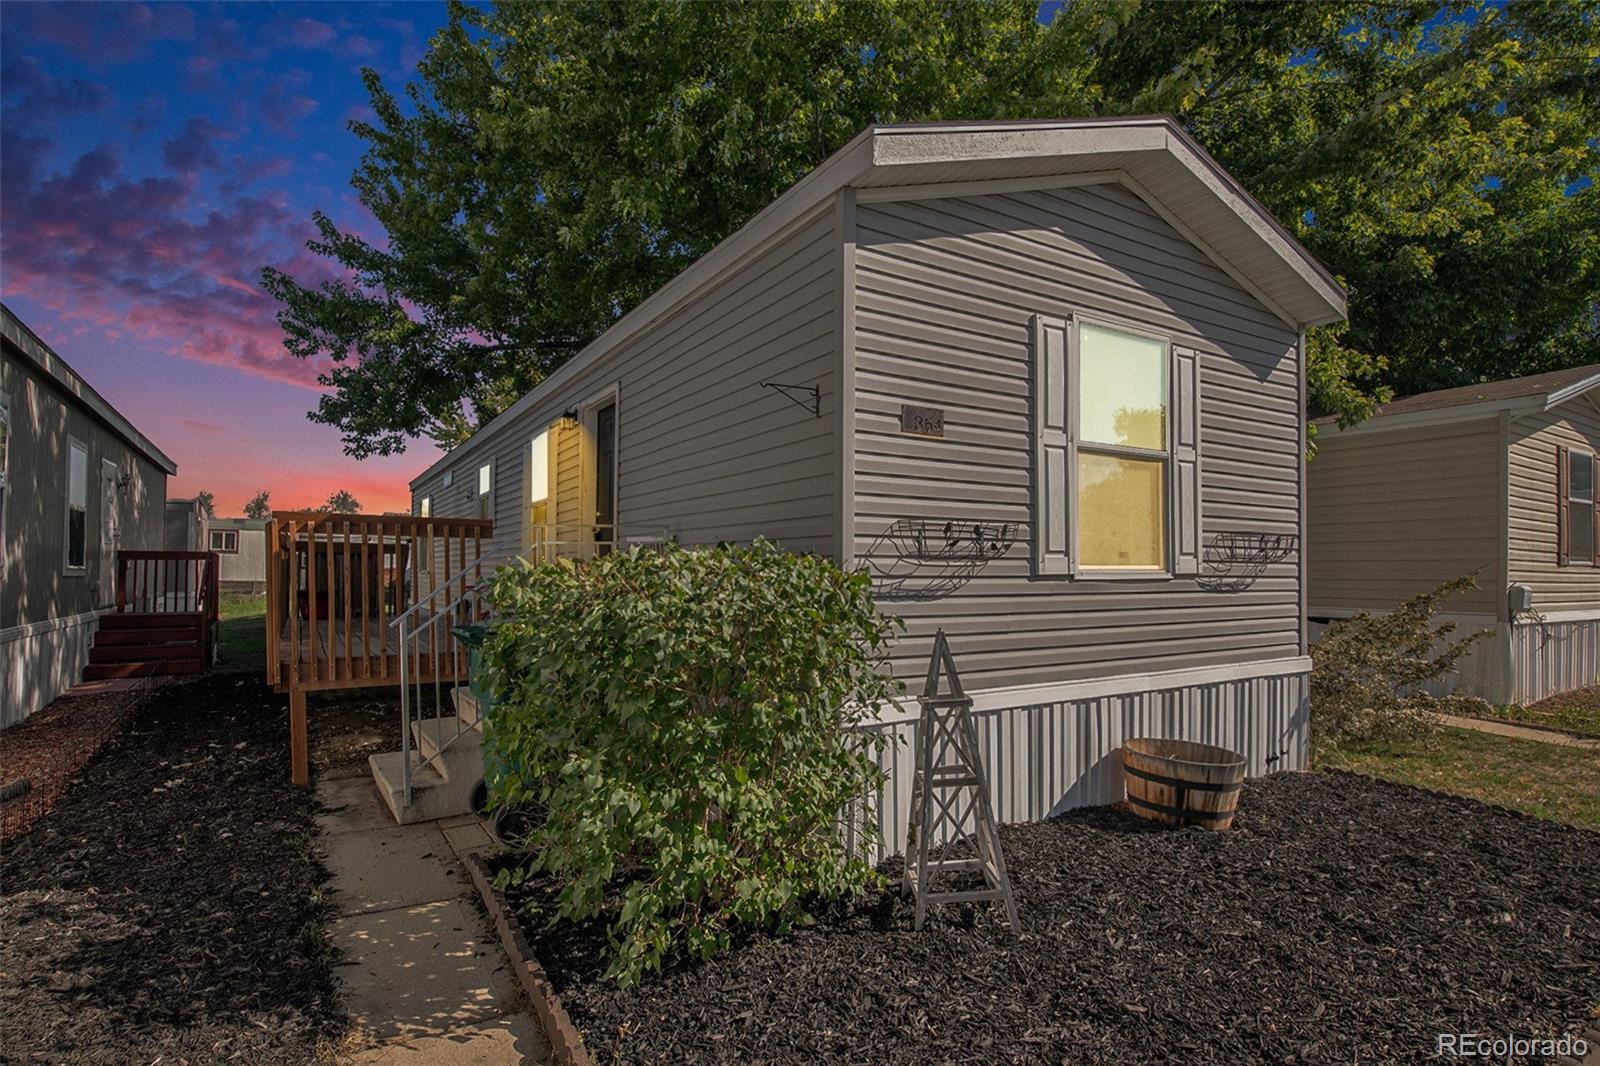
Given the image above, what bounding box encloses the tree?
[264,1,1599,457]
[243,490,272,520]
[194,490,215,520]
[320,490,362,514]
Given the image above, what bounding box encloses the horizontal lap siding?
[1307,419,1503,616]
[415,209,839,559]
[851,184,1301,688]
[1507,401,1600,612]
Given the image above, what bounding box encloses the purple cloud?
[285,17,336,49]
[162,115,230,174]
[12,2,195,64]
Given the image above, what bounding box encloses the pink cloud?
[285,17,337,49]
[13,2,195,64]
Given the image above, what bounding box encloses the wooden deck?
[265,511,493,782]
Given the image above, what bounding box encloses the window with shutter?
[1030,315,1202,579]
[1560,447,1595,567]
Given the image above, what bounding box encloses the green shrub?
[1310,574,1492,754]
[480,540,902,984]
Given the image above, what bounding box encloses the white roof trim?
[1544,370,1600,410]
[413,116,1344,487]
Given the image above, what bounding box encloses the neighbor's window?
[0,393,9,551]
[1567,449,1595,565]
[209,529,239,553]
[419,496,431,518]
[66,438,88,571]
[1075,324,1168,570]
[477,462,492,520]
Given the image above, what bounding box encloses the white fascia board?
[1316,398,1544,439]
[1543,372,1600,411]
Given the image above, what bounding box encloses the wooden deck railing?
[114,549,220,665]
[265,511,494,692]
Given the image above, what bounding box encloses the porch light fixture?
[561,406,580,424]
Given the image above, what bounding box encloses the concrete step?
[369,749,480,825]
[410,714,484,767]
[452,687,483,727]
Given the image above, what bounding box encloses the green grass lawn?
[1474,685,1600,738]
[215,594,266,674]
[1323,726,1600,831]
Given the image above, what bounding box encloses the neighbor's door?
[99,459,121,607]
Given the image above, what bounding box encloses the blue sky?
[1,2,453,512]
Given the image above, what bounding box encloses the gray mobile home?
[409,117,1346,840]
[1309,365,1600,704]
[204,517,268,594]
[1,304,176,725]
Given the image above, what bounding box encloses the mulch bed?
[1,682,159,841]
[500,772,1600,1065]
[0,674,344,1064]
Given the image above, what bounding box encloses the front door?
[99,460,121,607]
[594,401,616,555]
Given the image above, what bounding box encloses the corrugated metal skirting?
[1511,618,1600,705]
[849,670,1309,863]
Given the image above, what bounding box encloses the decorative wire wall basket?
[1199,531,1299,592]
[880,519,1018,563]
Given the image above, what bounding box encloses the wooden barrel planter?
[1121,738,1246,830]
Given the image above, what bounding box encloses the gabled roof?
[414,116,1345,487]
[1315,363,1600,432]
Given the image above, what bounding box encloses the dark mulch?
[0,674,344,1065]
[501,772,1600,1065]
[1,682,156,840]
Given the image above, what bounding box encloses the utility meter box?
[1507,583,1534,617]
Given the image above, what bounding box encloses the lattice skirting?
[848,666,1309,863]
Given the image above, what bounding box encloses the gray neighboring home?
[1,304,177,726]
[1310,365,1600,705]
[203,517,268,594]
[410,116,1346,843]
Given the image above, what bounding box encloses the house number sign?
[899,403,945,438]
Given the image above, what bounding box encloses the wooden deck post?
[290,686,309,786]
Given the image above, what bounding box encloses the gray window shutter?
[1556,445,1569,567]
[1171,346,1202,575]
[1032,314,1072,576]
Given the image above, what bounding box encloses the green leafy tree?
[320,490,362,514]
[483,541,902,983]
[264,1,1599,457]
[194,490,215,520]
[243,490,272,520]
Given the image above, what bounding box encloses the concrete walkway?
[1440,714,1600,750]
[315,769,550,1064]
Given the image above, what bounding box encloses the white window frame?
[477,461,493,520]
[1032,313,1200,581]
[64,436,89,575]
[418,496,431,518]
[209,529,240,554]
[1565,447,1596,567]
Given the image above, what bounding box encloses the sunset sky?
[1,1,453,515]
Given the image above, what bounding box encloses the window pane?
[419,497,431,518]
[1077,452,1165,569]
[1570,452,1593,503]
[1079,324,1166,450]
[69,443,88,507]
[529,431,549,502]
[68,509,86,567]
[478,463,492,495]
[1570,501,1595,562]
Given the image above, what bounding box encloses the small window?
[442,470,454,489]
[419,496,431,518]
[66,438,88,571]
[1076,324,1169,570]
[477,462,492,520]
[209,529,239,553]
[1567,450,1595,565]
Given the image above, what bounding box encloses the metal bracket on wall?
[759,380,820,418]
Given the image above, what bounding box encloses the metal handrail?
[389,546,518,631]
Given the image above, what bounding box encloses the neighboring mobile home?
[1309,365,1600,705]
[407,116,1347,839]
[1,304,177,725]
[204,517,268,594]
